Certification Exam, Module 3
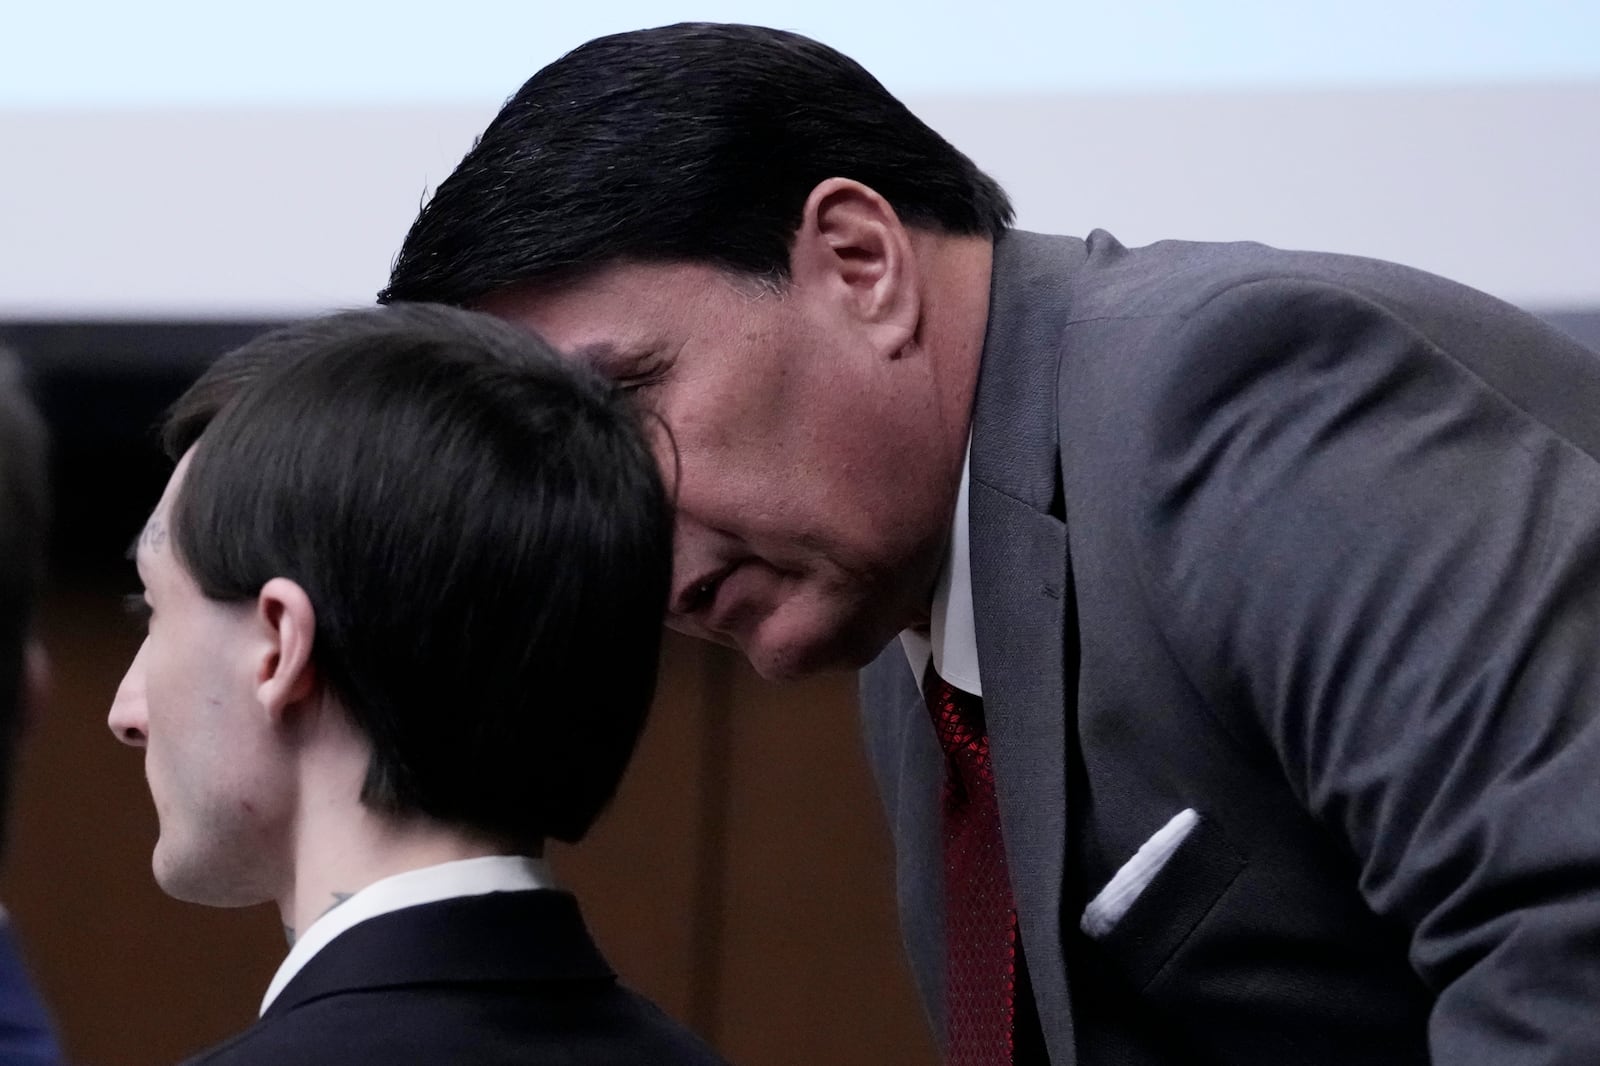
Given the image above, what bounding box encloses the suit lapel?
[968,231,1086,1065]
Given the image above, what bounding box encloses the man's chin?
[738,613,896,681]
[153,844,270,909]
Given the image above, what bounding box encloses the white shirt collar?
[899,440,982,697]
[260,854,556,1016]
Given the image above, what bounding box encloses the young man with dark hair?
[108,304,725,1065]
[0,350,62,1066]
[381,23,1600,1066]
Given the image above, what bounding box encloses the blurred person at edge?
[0,349,63,1066]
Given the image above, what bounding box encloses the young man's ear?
[790,177,919,353]
[255,577,317,719]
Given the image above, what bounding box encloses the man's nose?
[107,646,149,748]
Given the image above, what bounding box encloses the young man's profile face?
[108,452,294,909]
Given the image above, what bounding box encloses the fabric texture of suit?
[862,229,1600,1065]
[180,889,726,1065]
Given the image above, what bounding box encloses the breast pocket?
[1079,810,1248,991]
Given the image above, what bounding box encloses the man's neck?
[910,230,991,469]
[900,230,992,635]
[280,809,529,945]
[272,700,534,944]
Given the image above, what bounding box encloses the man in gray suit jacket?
[380,23,1600,1065]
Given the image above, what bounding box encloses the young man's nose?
[107,650,150,748]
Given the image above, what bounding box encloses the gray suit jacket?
[862,230,1600,1065]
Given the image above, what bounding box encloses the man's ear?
[790,178,919,355]
[254,577,317,721]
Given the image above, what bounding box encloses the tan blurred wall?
[0,585,936,1066]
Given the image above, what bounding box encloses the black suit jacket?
[863,230,1600,1064]
[181,890,727,1065]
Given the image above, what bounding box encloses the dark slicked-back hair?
[380,22,1013,305]
[0,350,48,859]
[164,304,672,845]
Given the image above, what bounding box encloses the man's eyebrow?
[567,341,654,370]
[567,341,619,360]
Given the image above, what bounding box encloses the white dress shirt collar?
[260,854,556,1016]
[900,440,983,697]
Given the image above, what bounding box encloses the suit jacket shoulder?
[182,891,726,1066]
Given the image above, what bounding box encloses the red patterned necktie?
[925,663,1022,1065]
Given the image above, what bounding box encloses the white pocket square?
[1080,808,1200,939]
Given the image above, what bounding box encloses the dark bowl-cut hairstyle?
[379,22,1013,306]
[162,304,673,846]
[0,351,49,860]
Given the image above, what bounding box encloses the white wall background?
[2,2,1597,316]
